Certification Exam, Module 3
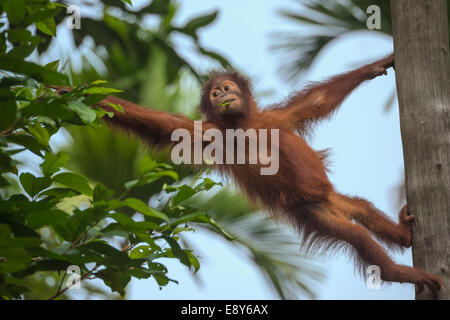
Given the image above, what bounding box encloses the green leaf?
[40,151,70,177]
[2,0,26,24]
[108,212,137,229]
[13,237,43,248]
[7,134,47,158]
[107,213,161,237]
[174,185,195,205]
[21,98,73,121]
[123,179,139,190]
[141,0,170,15]
[125,198,169,222]
[163,237,190,267]
[153,273,169,286]
[0,100,17,131]
[0,56,69,85]
[148,262,173,287]
[94,199,125,210]
[0,246,30,273]
[90,80,108,85]
[26,209,69,229]
[178,11,218,38]
[125,170,178,190]
[169,211,204,227]
[130,245,153,259]
[13,237,42,248]
[0,153,15,173]
[0,77,26,88]
[82,87,123,95]
[194,178,221,192]
[52,172,93,196]
[169,210,234,240]
[27,123,50,146]
[36,18,56,36]
[19,172,51,197]
[94,109,114,119]
[198,46,231,68]
[105,102,124,113]
[96,269,131,296]
[25,209,79,242]
[138,155,156,174]
[12,85,34,100]
[45,60,60,72]
[82,94,106,106]
[185,11,218,29]
[0,224,12,244]
[0,175,10,187]
[57,221,81,243]
[93,183,115,202]
[172,226,195,235]
[73,211,106,235]
[186,250,200,273]
[130,267,155,279]
[81,242,129,263]
[100,223,129,238]
[1,194,53,214]
[8,43,37,60]
[8,29,33,43]
[67,100,98,124]
[40,188,80,200]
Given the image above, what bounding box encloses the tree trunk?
[390,0,450,299]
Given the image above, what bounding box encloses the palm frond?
[184,188,324,299]
[272,0,392,82]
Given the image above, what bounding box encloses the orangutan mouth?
[220,99,235,107]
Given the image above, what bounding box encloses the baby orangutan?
[56,54,442,293]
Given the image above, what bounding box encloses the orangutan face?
[209,79,244,116]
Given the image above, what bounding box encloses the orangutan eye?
[224,86,230,91]
[213,91,219,97]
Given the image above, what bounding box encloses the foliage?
[180,188,324,299]
[0,0,323,300]
[0,0,231,299]
[55,0,323,299]
[271,0,392,82]
[64,0,231,100]
[272,0,450,82]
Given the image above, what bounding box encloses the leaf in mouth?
[219,100,233,107]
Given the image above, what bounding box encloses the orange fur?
[94,54,441,293]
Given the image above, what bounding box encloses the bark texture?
[390,0,450,299]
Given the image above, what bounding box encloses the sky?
[45,0,414,300]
